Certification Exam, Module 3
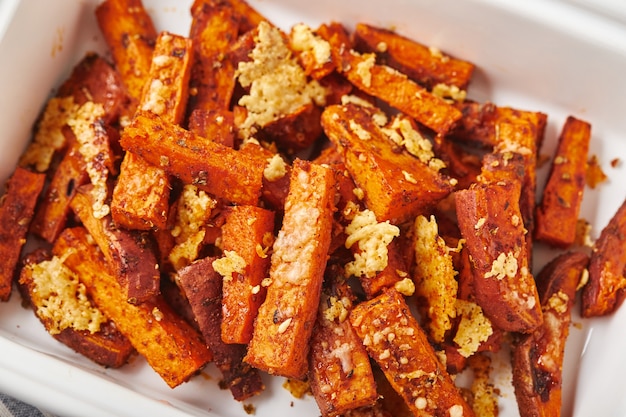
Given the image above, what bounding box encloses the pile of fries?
[1,0,625,416]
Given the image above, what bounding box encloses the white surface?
[0,0,625,416]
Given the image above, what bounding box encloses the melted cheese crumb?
[453,299,493,358]
[212,250,247,281]
[344,209,399,278]
[484,251,518,280]
[20,96,78,172]
[236,21,327,139]
[381,115,445,171]
[290,23,332,66]
[355,52,376,88]
[264,153,288,181]
[28,255,107,335]
[431,83,467,103]
[67,101,109,219]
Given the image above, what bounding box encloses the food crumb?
[283,378,311,399]
[243,403,256,415]
[586,154,608,188]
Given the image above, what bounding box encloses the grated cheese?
[28,255,107,335]
[453,299,493,358]
[264,153,288,181]
[290,23,332,66]
[236,21,327,139]
[344,209,399,278]
[212,250,247,281]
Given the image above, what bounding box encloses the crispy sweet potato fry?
[30,142,88,243]
[18,249,134,368]
[95,0,157,103]
[349,289,475,417]
[177,256,265,401]
[512,251,589,417]
[450,101,548,151]
[112,31,194,231]
[245,160,335,378]
[535,116,591,247]
[0,167,46,301]
[53,227,212,388]
[322,103,454,223]
[353,23,475,90]
[329,43,462,134]
[120,111,265,206]
[455,151,543,333]
[309,286,378,416]
[71,185,160,304]
[219,205,275,344]
[187,0,239,115]
[582,197,626,317]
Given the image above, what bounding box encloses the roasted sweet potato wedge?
[512,251,589,417]
[582,197,626,317]
[0,167,46,301]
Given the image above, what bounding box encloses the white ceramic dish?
[1,0,626,416]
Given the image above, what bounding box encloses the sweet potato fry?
[322,103,454,223]
[349,289,475,417]
[0,167,46,301]
[120,111,265,206]
[535,116,591,247]
[187,0,239,115]
[245,160,335,379]
[177,256,265,401]
[187,108,236,147]
[353,23,475,90]
[330,45,462,134]
[71,185,160,304]
[450,101,548,151]
[309,287,378,416]
[18,249,134,368]
[30,141,88,243]
[219,205,275,344]
[512,251,589,417]
[112,31,194,231]
[455,151,543,333]
[53,227,212,388]
[582,197,626,317]
[95,0,157,103]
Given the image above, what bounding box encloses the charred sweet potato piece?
[187,108,236,147]
[120,111,265,206]
[0,167,46,301]
[245,160,335,379]
[18,249,134,368]
[218,205,275,344]
[112,31,193,231]
[582,197,626,317]
[512,251,589,417]
[71,185,160,304]
[309,286,378,416]
[322,103,454,223]
[353,23,475,90]
[53,227,212,388]
[177,256,265,401]
[455,151,543,333]
[349,289,475,417]
[535,116,591,247]
[95,0,157,103]
[450,101,548,151]
[30,141,88,243]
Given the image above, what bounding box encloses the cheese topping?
[236,21,327,139]
[290,23,332,66]
[28,255,106,335]
[484,251,518,280]
[453,299,493,358]
[67,101,109,219]
[212,250,247,281]
[344,209,399,278]
[381,115,445,171]
[20,96,78,172]
[264,153,288,181]
[355,52,376,88]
